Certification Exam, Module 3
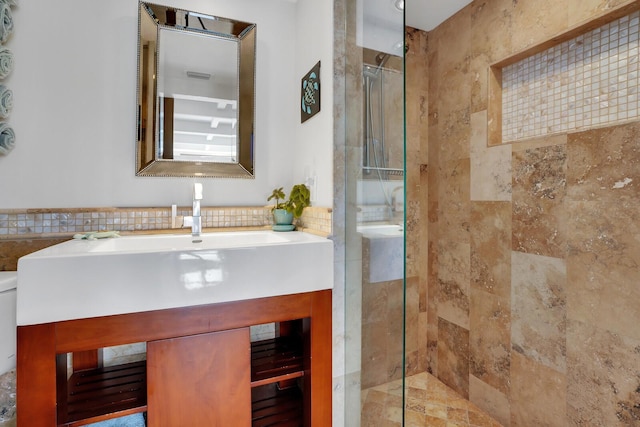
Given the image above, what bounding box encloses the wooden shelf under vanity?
[250,335,306,426]
[252,383,304,427]
[20,290,331,426]
[58,361,147,427]
[251,335,305,388]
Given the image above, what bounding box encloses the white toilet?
[0,272,17,375]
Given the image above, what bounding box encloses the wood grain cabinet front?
[147,328,252,426]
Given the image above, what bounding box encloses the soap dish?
[272,224,295,232]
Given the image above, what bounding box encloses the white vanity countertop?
[0,271,17,293]
[17,231,333,326]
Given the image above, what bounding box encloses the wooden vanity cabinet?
[17,289,332,427]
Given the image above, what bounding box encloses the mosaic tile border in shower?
[358,204,392,223]
[0,206,332,239]
[501,10,640,142]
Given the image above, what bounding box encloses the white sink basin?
[357,224,404,237]
[357,224,404,283]
[88,231,290,253]
[17,231,333,325]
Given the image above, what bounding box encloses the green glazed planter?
[273,208,294,225]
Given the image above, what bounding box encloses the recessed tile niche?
[488,5,640,145]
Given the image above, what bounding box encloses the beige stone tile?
[425,415,449,427]
[510,352,567,427]
[567,0,636,27]
[406,278,421,356]
[469,54,489,114]
[441,395,471,412]
[468,0,513,112]
[566,199,640,341]
[511,251,567,373]
[439,159,471,244]
[405,395,426,414]
[470,202,511,298]
[469,288,510,394]
[361,320,389,389]
[362,280,388,325]
[418,312,429,374]
[424,402,449,419]
[448,407,469,423]
[438,109,472,165]
[365,388,391,404]
[437,241,470,329]
[361,403,385,426]
[565,123,640,342]
[468,408,504,427]
[566,121,640,203]
[427,27,440,138]
[385,404,404,423]
[365,373,504,426]
[405,69,427,131]
[470,0,514,62]
[509,134,567,153]
[469,375,510,427]
[405,409,427,426]
[436,4,471,68]
[407,376,428,392]
[438,318,470,398]
[509,0,569,53]
[0,238,67,270]
[470,111,512,202]
[427,108,440,200]
[428,234,440,375]
[566,319,640,426]
[512,144,567,258]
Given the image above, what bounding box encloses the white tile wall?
[502,11,640,142]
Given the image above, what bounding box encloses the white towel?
[0,85,12,119]
[0,2,13,44]
[0,47,12,80]
[86,413,146,427]
[0,121,14,155]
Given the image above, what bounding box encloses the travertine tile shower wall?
[502,11,640,142]
[412,0,640,426]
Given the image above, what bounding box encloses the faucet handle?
[193,182,203,200]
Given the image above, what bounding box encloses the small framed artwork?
[301,61,321,123]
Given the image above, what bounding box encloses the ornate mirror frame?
[136,2,256,178]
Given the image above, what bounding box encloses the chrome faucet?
[390,185,404,214]
[191,182,203,238]
[183,183,203,240]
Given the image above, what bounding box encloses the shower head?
[363,66,380,79]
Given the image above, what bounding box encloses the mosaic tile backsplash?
[502,11,640,142]
[0,206,332,238]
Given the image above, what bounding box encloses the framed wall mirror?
[136,2,256,178]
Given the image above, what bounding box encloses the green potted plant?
[268,183,311,230]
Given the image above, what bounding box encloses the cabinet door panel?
[147,328,251,426]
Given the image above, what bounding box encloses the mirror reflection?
[136,2,256,177]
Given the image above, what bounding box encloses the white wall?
[293,0,334,208]
[0,0,334,209]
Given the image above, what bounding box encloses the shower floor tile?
[362,373,503,427]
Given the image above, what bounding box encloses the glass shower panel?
[344,0,405,425]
